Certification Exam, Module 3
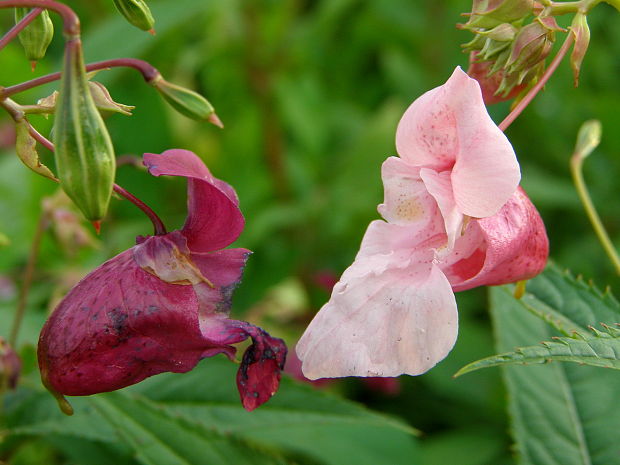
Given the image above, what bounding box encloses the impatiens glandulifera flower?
[296,67,548,380]
[38,149,286,413]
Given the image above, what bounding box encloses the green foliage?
[4,357,418,465]
[486,265,620,465]
[456,324,620,375]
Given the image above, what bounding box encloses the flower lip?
[143,149,245,252]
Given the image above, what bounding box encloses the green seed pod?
[53,39,116,222]
[112,0,155,32]
[151,75,223,127]
[14,8,54,63]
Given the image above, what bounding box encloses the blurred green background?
[1,1,619,464]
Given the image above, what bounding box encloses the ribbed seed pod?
[14,8,54,63]
[112,0,155,32]
[53,39,116,222]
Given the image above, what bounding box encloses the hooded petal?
[143,149,244,252]
[296,256,457,379]
[38,247,235,397]
[395,67,520,218]
[444,188,549,291]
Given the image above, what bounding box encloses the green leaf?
[456,324,620,376]
[130,356,419,465]
[90,392,292,465]
[487,265,620,465]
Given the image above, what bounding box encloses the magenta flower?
[296,68,548,380]
[38,149,286,411]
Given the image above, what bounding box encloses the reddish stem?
[2,58,160,97]
[26,123,167,235]
[499,33,575,132]
[0,7,42,53]
[0,0,79,36]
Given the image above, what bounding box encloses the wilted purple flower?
[38,149,286,411]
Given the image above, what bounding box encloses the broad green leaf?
[489,266,620,465]
[90,392,292,465]
[130,356,419,465]
[456,324,620,376]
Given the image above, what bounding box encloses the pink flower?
[296,68,547,380]
[38,149,286,411]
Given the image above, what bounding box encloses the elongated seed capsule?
[112,0,155,32]
[53,38,116,222]
[14,8,54,64]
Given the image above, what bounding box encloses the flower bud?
[505,18,559,75]
[14,8,54,66]
[15,119,58,180]
[112,0,155,32]
[151,75,223,127]
[569,13,590,87]
[53,39,116,222]
[0,337,21,391]
[464,0,534,29]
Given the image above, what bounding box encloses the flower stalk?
[499,32,574,132]
[570,121,620,275]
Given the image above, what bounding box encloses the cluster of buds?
[460,0,564,103]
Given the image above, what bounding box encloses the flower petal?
[296,256,458,379]
[395,67,520,218]
[419,168,463,249]
[378,157,442,231]
[395,80,459,171]
[143,149,244,252]
[38,248,235,397]
[445,188,549,291]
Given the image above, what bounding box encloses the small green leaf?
[456,324,620,376]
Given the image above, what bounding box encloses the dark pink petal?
[444,188,549,292]
[234,322,287,411]
[143,149,244,252]
[38,248,234,397]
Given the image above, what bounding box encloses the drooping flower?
[38,149,286,411]
[296,68,547,380]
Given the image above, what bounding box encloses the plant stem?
[499,33,574,132]
[12,118,167,235]
[0,7,42,53]
[9,211,47,346]
[1,58,160,98]
[547,0,604,15]
[570,155,620,275]
[111,184,167,235]
[0,0,79,36]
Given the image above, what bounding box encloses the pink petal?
[143,149,244,252]
[444,188,549,291]
[378,157,445,236]
[395,67,520,218]
[296,255,458,379]
[395,81,458,171]
[419,168,463,249]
